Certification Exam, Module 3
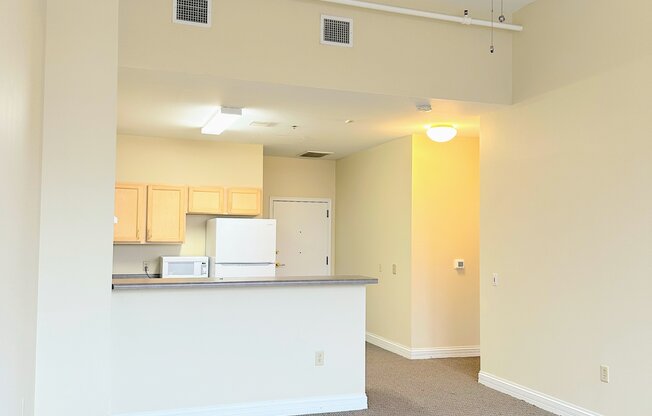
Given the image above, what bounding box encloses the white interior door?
[272,199,331,277]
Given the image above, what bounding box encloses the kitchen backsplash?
[112,215,212,275]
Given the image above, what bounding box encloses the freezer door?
[211,263,276,280]
[212,219,276,263]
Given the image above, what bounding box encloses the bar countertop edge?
[112,275,379,290]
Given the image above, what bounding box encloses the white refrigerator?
[205,218,276,280]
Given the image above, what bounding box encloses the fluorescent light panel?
[201,107,243,135]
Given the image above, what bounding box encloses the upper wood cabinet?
[146,185,186,243]
[227,187,262,216]
[114,184,146,244]
[188,186,225,215]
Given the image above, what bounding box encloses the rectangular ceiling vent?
[321,15,353,47]
[173,0,211,27]
[299,151,334,158]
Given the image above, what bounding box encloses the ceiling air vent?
[321,15,353,47]
[299,151,334,158]
[173,0,211,27]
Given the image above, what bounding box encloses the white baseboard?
[113,394,367,416]
[365,332,480,359]
[478,372,602,416]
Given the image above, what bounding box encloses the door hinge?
[326,256,329,265]
[326,209,329,218]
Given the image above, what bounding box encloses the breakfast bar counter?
[111,274,377,416]
[112,275,377,290]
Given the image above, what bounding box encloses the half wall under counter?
[111,275,377,416]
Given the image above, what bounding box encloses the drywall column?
[335,136,413,346]
[411,134,479,350]
[33,1,118,415]
[0,1,44,415]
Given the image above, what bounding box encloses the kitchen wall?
[335,136,413,347]
[411,134,479,349]
[263,155,337,267]
[34,1,118,415]
[480,1,652,414]
[119,0,513,105]
[0,1,44,415]
[113,135,263,274]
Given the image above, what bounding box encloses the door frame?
[269,196,333,275]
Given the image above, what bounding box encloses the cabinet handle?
[136,228,140,240]
[147,230,152,241]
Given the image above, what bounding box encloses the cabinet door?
[147,185,186,243]
[226,188,262,216]
[188,187,225,214]
[114,184,146,244]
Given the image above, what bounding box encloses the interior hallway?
[322,344,554,416]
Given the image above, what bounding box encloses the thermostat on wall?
[454,259,465,270]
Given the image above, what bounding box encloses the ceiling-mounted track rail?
[315,0,524,32]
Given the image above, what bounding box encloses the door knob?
[275,263,286,267]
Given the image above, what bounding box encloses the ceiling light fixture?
[201,107,243,135]
[427,126,457,143]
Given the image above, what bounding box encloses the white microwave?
[160,256,209,278]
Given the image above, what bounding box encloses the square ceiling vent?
[299,151,334,158]
[173,0,211,27]
[321,15,353,47]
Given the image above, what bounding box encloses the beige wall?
[119,0,512,104]
[262,156,336,218]
[335,137,413,346]
[263,156,336,267]
[113,135,263,274]
[411,134,479,348]
[480,1,652,414]
[336,135,480,350]
[33,1,118,415]
[0,1,44,415]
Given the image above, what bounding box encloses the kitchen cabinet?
[227,187,262,216]
[147,185,186,243]
[114,183,146,244]
[188,186,225,214]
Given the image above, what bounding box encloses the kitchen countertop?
[112,275,378,290]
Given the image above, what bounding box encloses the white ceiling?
[117,68,501,159]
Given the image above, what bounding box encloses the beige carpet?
[320,343,554,416]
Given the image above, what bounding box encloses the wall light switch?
[492,273,499,286]
[454,259,465,269]
[600,365,610,383]
[315,351,325,366]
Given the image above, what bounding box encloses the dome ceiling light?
[426,126,457,143]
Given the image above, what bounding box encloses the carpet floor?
[319,343,554,416]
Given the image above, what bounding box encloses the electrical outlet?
[492,273,499,286]
[392,264,397,275]
[600,365,610,383]
[315,351,325,366]
[142,261,152,273]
